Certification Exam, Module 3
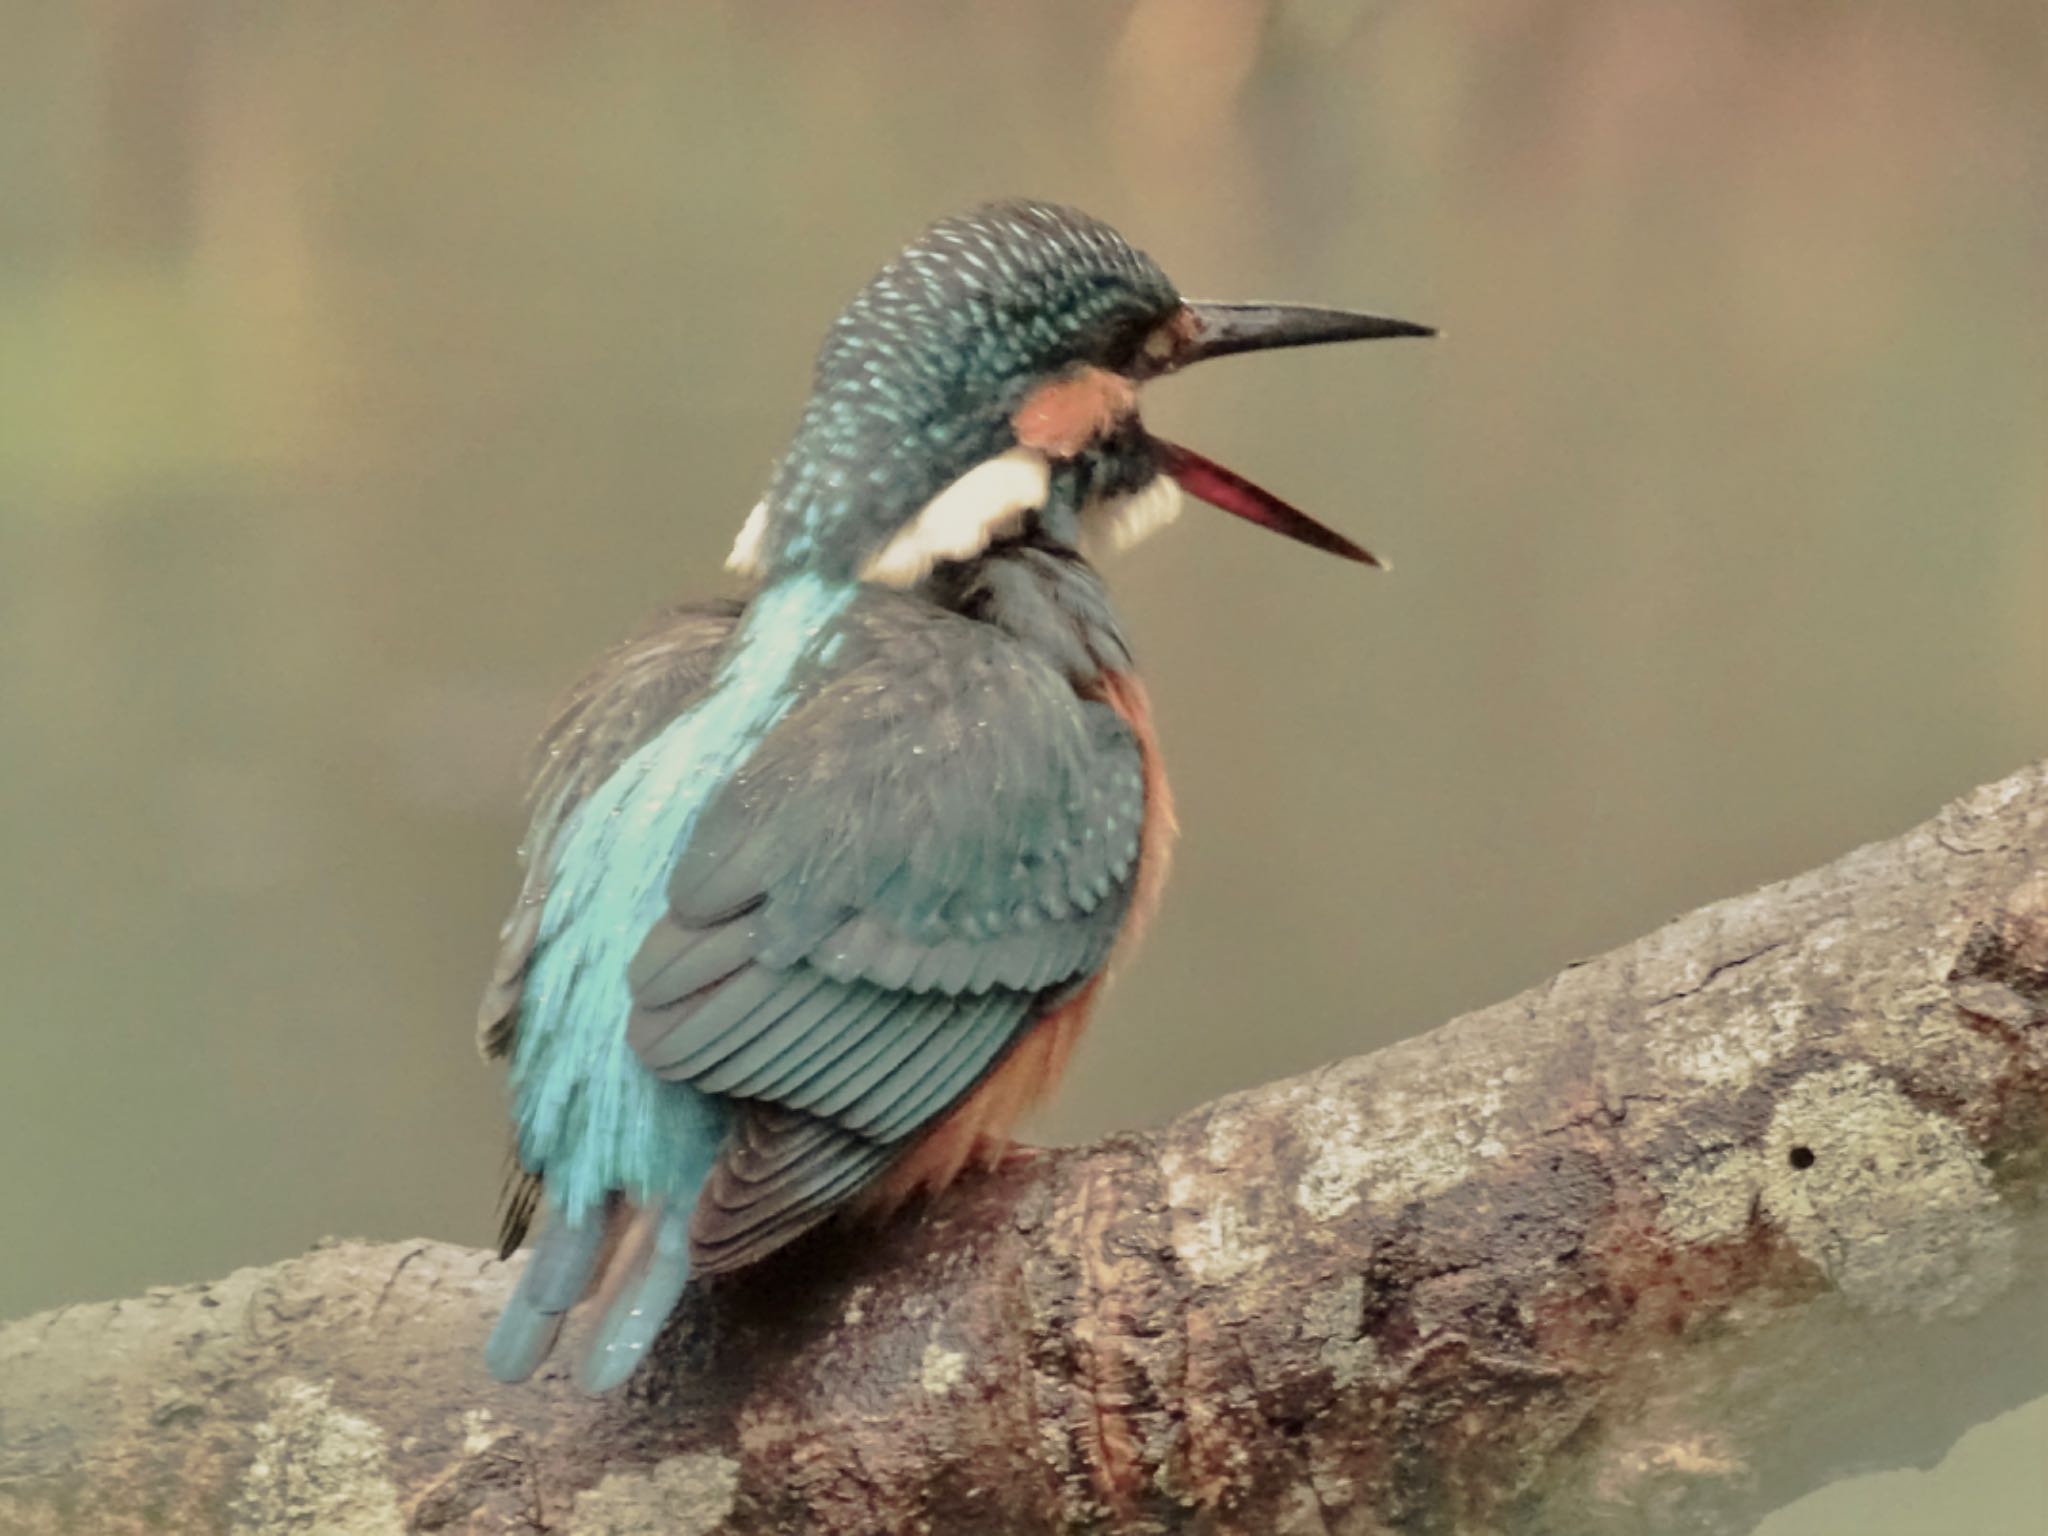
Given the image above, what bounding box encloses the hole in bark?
[1788,1145,1816,1170]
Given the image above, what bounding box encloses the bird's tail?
[575,1200,696,1393]
[484,1203,610,1383]
[484,1197,698,1392]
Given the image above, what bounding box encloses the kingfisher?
[479,200,1429,1391]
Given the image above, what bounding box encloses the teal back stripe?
[509,572,859,1220]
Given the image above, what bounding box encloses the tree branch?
[5,764,2044,1536]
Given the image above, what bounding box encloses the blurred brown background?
[2,3,2042,1528]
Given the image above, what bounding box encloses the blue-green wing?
[627,596,1146,1271]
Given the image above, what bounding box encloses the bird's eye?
[1091,306,1176,377]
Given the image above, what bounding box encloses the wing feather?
[484,587,1148,1271]
[625,594,1146,1267]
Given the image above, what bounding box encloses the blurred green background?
[1,2,2042,1529]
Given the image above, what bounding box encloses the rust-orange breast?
[875,670,1177,1204]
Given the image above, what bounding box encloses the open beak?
[1149,300,1432,568]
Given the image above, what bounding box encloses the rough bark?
[3,764,2044,1536]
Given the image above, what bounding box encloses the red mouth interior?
[1153,438,1382,567]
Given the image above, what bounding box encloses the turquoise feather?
[483,1213,605,1382]
[576,1201,696,1394]
[508,572,857,1223]
[491,574,856,1385]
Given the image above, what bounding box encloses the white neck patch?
[863,447,1052,586]
[1081,473,1184,562]
[728,448,1051,585]
[727,448,1181,583]
[726,499,771,576]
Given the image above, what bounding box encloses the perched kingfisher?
[479,201,1429,1391]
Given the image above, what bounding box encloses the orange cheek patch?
[1012,367,1138,458]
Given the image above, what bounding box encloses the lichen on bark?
[1,763,2042,1535]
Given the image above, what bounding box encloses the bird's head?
[730,200,1430,585]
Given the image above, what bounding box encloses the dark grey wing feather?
[625,593,1147,1271]
[690,1109,896,1273]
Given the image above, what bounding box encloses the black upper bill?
[1176,301,1434,367]
[1138,298,1430,566]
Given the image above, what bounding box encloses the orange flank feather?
[1097,670,1179,957]
[872,670,1177,1207]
